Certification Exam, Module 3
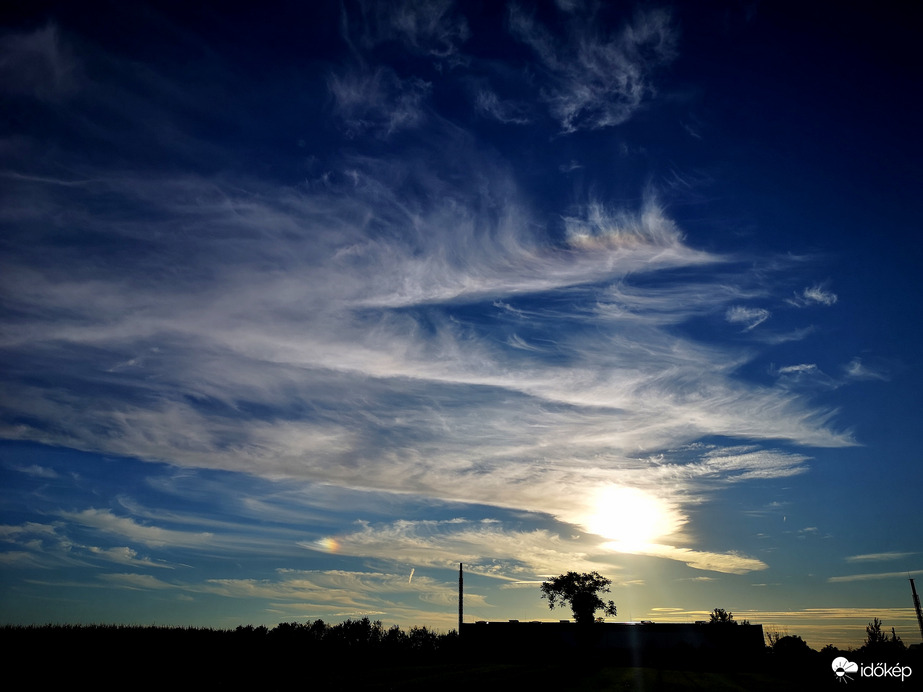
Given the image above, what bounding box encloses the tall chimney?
[458,562,463,635]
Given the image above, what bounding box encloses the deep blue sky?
[1,1,920,647]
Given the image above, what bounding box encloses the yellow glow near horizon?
[582,486,679,550]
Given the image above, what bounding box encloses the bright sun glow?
[582,486,679,550]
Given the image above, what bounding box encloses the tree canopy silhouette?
[862,617,905,658]
[540,571,617,625]
[708,608,748,625]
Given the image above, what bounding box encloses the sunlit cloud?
[679,447,811,483]
[604,541,768,575]
[100,572,175,590]
[87,545,173,569]
[300,518,615,578]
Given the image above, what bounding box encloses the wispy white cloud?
[302,518,614,579]
[828,569,923,583]
[11,464,60,478]
[726,305,771,330]
[475,89,531,124]
[773,358,888,391]
[787,283,838,307]
[679,446,811,483]
[349,0,469,60]
[0,521,60,540]
[777,364,818,375]
[604,542,767,575]
[328,67,430,137]
[508,4,677,132]
[844,357,889,381]
[87,545,173,569]
[0,519,173,571]
[100,572,176,590]
[772,363,839,391]
[0,155,853,570]
[329,1,467,139]
[59,509,214,548]
[845,552,915,562]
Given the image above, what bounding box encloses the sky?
[1,1,921,649]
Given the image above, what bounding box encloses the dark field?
[4,622,918,690]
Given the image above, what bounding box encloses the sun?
[582,486,680,550]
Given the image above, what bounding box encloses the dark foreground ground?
[349,661,809,691]
[297,659,920,691]
[4,625,918,690]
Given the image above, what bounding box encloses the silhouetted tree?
[820,643,844,658]
[708,607,748,625]
[862,618,906,659]
[407,625,439,653]
[709,608,733,624]
[382,623,407,652]
[866,617,888,648]
[771,634,814,660]
[540,571,617,625]
[765,626,788,647]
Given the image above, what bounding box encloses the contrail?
[408,568,415,584]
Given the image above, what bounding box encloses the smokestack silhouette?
[459,562,463,635]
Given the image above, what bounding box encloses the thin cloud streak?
[828,570,923,583]
[845,552,915,562]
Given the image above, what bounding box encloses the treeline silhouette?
[4,618,920,690]
[3,618,466,689]
[761,619,921,688]
[2,616,456,655]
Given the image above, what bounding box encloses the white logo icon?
[832,657,859,683]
